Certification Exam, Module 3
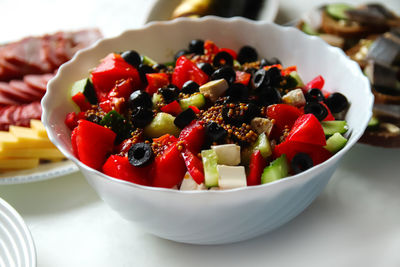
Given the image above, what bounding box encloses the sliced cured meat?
[70,29,103,53]
[24,73,54,92]
[0,91,20,105]
[0,82,32,103]
[0,105,18,130]
[9,80,44,100]
[0,101,41,130]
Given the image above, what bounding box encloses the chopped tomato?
[235,71,251,86]
[204,40,219,56]
[286,114,326,146]
[321,102,335,121]
[179,120,205,154]
[102,155,150,186]
[72,92,92,112]
[107,78,135,100]
[160,100,182,116]
[267,104,303,138]
[145,73,170,95]
[305,75,324,91]
[172,56,209,89]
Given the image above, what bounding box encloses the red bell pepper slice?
[160,100,182,116]
[204,40,219,56]
[219,48,237,59]
[281,66,297,76]
[107,78,134,100]
[267,104,303,138]
[263,64,282,71]
[102,155,151,186]
[91,53,141,101]
[247,150,267,186]
[235,71,251,86]
[172,56,209,89]
[286,114,326,146]
[74,120,116,170]
[71,126,79,157]
[181,149,204,184]
[188,105,200,114]
[321,102,335,121]
[273,140,332,166]
[178,120,205,154]
[145,73,170,95]
[72,92,92,112]
[152,142,187,188]
[305,75,324,91]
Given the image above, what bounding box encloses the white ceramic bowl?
[42,17,373,245]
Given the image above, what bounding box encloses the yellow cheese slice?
[30,119,48,138]
[0,147,65,159]
[7,126,55,149]
[0,158,39,170]
[0,131,18,148]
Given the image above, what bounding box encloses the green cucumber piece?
[152,93,162,109]
[324,132,348,153]
[141,55,157,66]
[301,22,319,36]
[144,112,180,138]
[261,154,289,184]
[326,3,353,20]
[179,93,206,111]
[321,120,348,136]
[252,132,272,159]
[285,71,305,89]
[100,110,132,143]
[71,78,98,104]
[201,149,219,187]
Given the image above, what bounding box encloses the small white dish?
[43,17,373,245]
[0,198,36,267]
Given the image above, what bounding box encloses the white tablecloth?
[1,0,400,266]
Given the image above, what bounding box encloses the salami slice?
[0,91,20,105]
[9,80,44,100]
[0,82,32,103]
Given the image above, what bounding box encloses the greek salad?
[65,39,350,190]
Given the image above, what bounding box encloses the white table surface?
[1,0,400,266]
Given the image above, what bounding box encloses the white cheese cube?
[217,165,247,190]
[211,144,241,166]
[180,172,207,191]
[250,117,274,136]
[282,89,306,107]
[199,79,229,102]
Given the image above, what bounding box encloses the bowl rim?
[42,16,373,195]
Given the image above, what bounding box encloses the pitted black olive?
[213,51,234,67]
[152,63,167,72]
[174,49,188,61]
[174,108,197,129]
[129,90,153,109]
[121,50,141,67]
[131,106,153,128]
[138,64,155,84]
[222,105,245,127]
[259,58,270,67]
[306,88,325,103]
[181,81,200,94]
[197,62,214,76]
[325,92,349,113]
[237,45,258,64]
[268,57,281,65]
[159,84,180,103]
[257,86,282,106]
[128,142,154,167]
[225,83,249,102]
[189,39,204,55]
[205,121,227,143]
[291,153,314,174]
[304,102,328,121]
[252,69,268,90]
[244,102,261,122]
[210,66,236,85]
[266,67,282,87]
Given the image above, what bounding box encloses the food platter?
[0,197,36,267]
[145,0,279,23]
[0,160,78,185]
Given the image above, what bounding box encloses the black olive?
[260,58,270,67]
[86,114,102,124]
[152,63,167,72]
[197,62,214,76]
[181,81,200,94]
[268,57,281,65]
[188,39,204,55]
[128,142,154,167]
[205,121,227,143]
[291,153,314,174]
[325,92,349,113]
[306,88,325,103]
[304,102,328,121]
[121,50,141,68]
[158,84,179,103]
[210,66,236,85]
[138,64,155,84]
[252,69,268,90]
[174,49,188,62]
[237,45,258,64]
[257,86,282,106]
[213,51,234,67]
[222,105,245,126]
[225,83,249,102]
[174,109,197,129]
[131,106,153,128]
[128,90,153,109]
[244,102,260,122]
[266,67,282,87]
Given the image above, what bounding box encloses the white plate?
[0,160,78,185]
[145,0,279,23]
[0,198,36,267]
